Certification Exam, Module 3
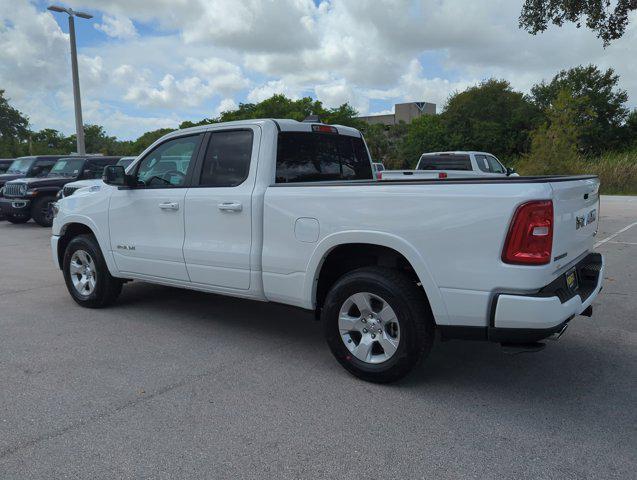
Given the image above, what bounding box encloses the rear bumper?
[489,252,604,343]
[0,197,31,217]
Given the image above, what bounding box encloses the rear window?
[276,132,373,183]
[417,155,471,171]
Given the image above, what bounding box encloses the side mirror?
[506,167,516,176]
[103,165,135,187]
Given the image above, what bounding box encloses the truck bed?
[270,175,598,187]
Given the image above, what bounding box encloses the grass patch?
[515,148,637,195]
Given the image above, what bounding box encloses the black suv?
[0,156,65,221]
[0,156,121,227]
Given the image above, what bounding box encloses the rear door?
[109,134,202,281]
[183,127,260,290]
[550,177,600,264]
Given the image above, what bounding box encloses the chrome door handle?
[159,202,179,211]
[218,202,243,212]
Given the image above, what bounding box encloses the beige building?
[358,101,436,126]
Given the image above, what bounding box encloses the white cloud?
[0,0,635,141]
[247,80,303,103]
[94,14,137,39]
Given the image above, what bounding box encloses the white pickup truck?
[51,119,604,382]
[380,151,516,180]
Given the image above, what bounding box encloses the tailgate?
[550,177,600,265]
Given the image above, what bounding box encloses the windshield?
[6,158,34,174]
[47,158,85,178]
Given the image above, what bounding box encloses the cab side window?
[136,135,200,187]
[487,155,506,174]
[31,160,55,177]
[199,130,253,187]
[83,160,105,179]
[474,154,491,173]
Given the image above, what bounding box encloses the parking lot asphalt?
[0,195,635,479]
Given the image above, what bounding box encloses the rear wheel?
[31,195,56,227]
[322,266,434,383]
[63,234,123,308]
[6,215,30,224]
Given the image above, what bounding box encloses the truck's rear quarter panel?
[262,178,598,327]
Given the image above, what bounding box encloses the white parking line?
[594,221,637,248]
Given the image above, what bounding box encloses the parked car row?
[0,155,135,226]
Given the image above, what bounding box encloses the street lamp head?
[47,5,68,14]
[47,5,93,19]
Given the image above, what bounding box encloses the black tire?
[6,215,30,224]
[63,234,123,308]
[322,266,435,383]
[31,195,56,227]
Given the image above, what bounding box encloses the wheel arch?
[56,219,116,274]
[306,231,448,325]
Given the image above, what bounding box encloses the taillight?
[438,172,448,179]
[376,171,382,180]
[502,200,553,265]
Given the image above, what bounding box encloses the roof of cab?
[420,151,495,156]
[168,118,362,138]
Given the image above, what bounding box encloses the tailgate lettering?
[576,209,597,230]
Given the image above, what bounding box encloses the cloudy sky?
[1,0,635,140]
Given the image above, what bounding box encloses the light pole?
[48,5,93,155]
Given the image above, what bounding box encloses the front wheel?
[31,195,56,227]
[63,234,123,308]
[322,266,435,383]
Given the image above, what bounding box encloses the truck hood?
[0,173,25,186]
[7,177,73,189]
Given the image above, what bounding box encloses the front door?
[109,134,203,281]
[183,128,259,290]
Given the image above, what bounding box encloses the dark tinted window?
[32,160,56,177]
[84,158,119,179]
[417,155,471,171]
[276,132,372,183]
[0,161,11,174]
[199,130,253,187]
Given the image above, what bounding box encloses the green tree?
[397,115,450,168]
[0,90,30,157]
[531,65,629,153]
[72,124,118,155]
[518,90,589,175]
[624,109,637,147]
[441,79,542,157]
[127,128,175,155]
[216,94,361,126]
[29,128,74,155]
[519,0,636,46]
